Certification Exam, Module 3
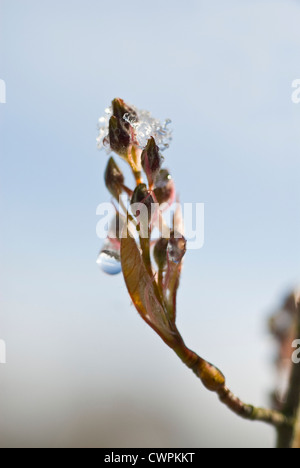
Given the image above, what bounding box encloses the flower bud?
[154,169,175,205]
[131,184,154,227]
[109,115,131,158]
[104,157,124,200]
[131,183,147,203]
[141,137,163,188]
[154,237,169,270]
[167,232,187,264]
[112,98,137,124]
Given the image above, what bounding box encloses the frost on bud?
[154,237,169,270]
[104,157,124,200]
[167,232,187,264]
[141,137,163,188]
[112,98,137,125]
[109,115,131,158]
[154,169,175,205]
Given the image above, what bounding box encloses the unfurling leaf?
[120,230,178,345]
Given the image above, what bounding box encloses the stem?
[121,184,133,197]
[132,169,142,185]
[277,300,300,448]
[170,338,293,429]
[129,145,142,185]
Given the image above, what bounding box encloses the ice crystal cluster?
[97,104,172,152]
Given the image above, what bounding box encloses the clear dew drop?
[167,235,187,264]
[167,244,180,264]
[96,250,122,275]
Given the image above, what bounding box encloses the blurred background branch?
[269,292,300,448]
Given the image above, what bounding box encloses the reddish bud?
[112,98,137,124]
[141,137,163,188]
[154,169,175,205]
[131,183,154,224]
[109,115,131,158]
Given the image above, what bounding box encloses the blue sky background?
[0,0,300,448]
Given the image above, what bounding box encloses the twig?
[102,98,296,446]
[172,337,293,429]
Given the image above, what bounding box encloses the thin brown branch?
[172,337,292,430]
[103,97,296,447]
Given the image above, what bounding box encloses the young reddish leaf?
[120,230,178,345]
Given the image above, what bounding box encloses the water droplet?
[167,234,187,264]
[96,250,122,275]
[154,169,175,205]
